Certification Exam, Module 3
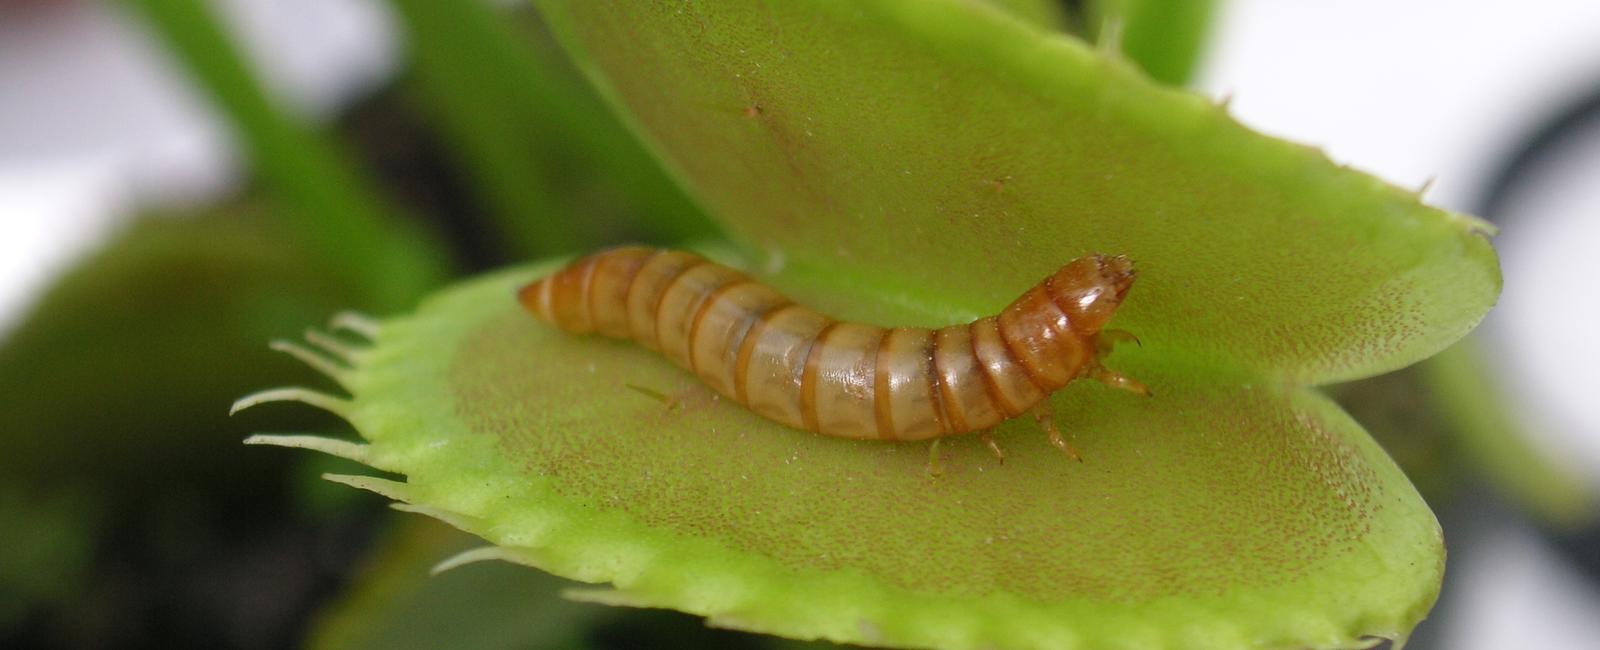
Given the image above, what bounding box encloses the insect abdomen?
[520,247,1132,442]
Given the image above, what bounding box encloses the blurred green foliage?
[0,206,366,646]
[0,1,1586,648]
[0,486,100,631]
[0,209,353,492]
[1424,341,1593,526]
[309,517,820,650]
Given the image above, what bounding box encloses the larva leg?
[1088,329,1151,396]
[926,439,945,478]
[1095,329,1141,353]
[1030,401,1082,462]
[977,431,1005,464]
[625,383,682,412]
[1086,365,1151,396]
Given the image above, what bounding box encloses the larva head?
[1045,254,1136,336]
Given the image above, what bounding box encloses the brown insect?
[518,246,1147,463]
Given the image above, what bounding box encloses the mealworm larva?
[517,246,1147,449]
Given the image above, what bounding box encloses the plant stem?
[1088,0,1217,86]
[389,0,581,258]
[389,0,719,248]
[125,0,451,311]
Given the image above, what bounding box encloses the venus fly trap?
[235,1,1498,648]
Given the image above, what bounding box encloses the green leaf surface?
[262,261,1441,649]
[536,0,1497,384]
[1325,367,1462,507]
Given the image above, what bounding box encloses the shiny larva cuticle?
[518,246,1139,442]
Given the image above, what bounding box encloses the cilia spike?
[229,386,352,418]
[303,327,363,363]
[268,340,350,386]
[329,310,381,340]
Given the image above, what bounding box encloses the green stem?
[125,0,451,311]
[390,0,581,257]
[1088,0,1217,86]
[389,0,719,247]
[1423,341,1594,528]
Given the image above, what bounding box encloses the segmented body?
[518,246,1142,441]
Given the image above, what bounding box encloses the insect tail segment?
[516,275,558,324]
[518,246,657,335]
